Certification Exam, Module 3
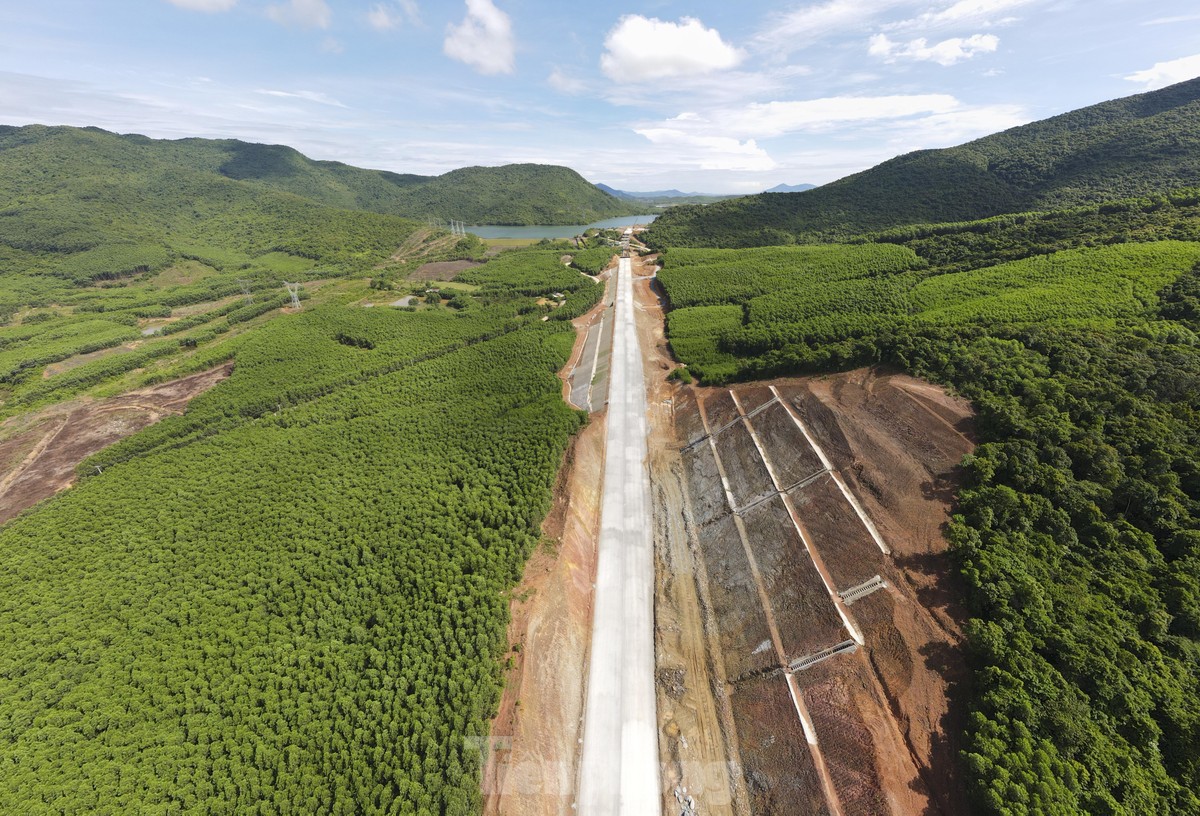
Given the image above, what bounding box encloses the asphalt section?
[577,256,661,813]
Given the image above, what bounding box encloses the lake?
[468,214,658,240]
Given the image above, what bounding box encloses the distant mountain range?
[648,76,1200,247]
[597,182,815,200]
[0,125,641,227]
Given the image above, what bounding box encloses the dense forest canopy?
[0,246,603,813]
[0,125,639,227]
[646,77,1200,248]
[654,194,1200,814]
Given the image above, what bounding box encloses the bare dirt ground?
[632,257,744,816]
[483,280,613,816]
[673,369,975,816]
[484,244,974,814]
[407,259,482,282]
[0,364,232,525]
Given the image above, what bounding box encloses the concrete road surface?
[577,256,661,814]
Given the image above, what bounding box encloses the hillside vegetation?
[655,198,1200,814]
[0,247,603,813]
[0,125,637,227]
[647,77,1200,247]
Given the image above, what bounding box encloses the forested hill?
[647,76,1200,247]
[0,125,638,226]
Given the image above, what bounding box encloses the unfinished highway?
[577,255,661,814]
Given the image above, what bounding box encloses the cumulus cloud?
[443,0,515,75]
[601,16,743,83]
[166,0,237,11]
[1125,54,1200,89]
[367,0,420,31]
[266,0,331,28]
[869,33,998,65]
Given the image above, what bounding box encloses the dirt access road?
[0,365,232,525]
[577,255,661,813]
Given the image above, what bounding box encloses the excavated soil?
[636,260,744,816]
[666,363,976,815]
[487,246,973,814]
[0,365,232,525]
[407,259,482,281]
[483,282,611,815]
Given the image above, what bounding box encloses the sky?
[2,0,1200,194]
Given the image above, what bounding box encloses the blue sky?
[2,0,1199,193]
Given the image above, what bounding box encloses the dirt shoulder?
[631,255,744,816]
[483,280,612,815]
[0,364,232,526]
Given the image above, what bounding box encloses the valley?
[2,71,1200,816]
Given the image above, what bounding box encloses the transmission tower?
[283,282,302,309]
[448,219,467,236]
[237,279,254,304]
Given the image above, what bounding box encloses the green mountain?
[648,77,1200,247]
[0,125,432,286]
[0,124,634,227]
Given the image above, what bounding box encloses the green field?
[660,241,1200,382]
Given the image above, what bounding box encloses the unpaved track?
[636,259,742,816]
[484,278,614,816]
[577,256,661,814]
[0,365,232,525]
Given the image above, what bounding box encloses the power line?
[283,281,302,309]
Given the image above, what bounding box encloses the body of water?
[468,214,658,240]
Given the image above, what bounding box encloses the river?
[468,214,658,240]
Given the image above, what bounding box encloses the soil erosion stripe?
[699,392,847,816]
[729,391,865,646]
[769,385,891,555]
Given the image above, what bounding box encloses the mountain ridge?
[0,124,638,226]
[646,77,1200,247]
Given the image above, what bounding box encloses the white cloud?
[887,103,1027,145]
[266,0,331,29]
[632,94,1027,168]
[165,0,237,11]
[601,16,743,83]
[869,33,998,65]
[367,1,420,31]
[1142,14,1200,26]
[760,0,908,44]
[633,128,776,172]
[443,0,515,75]
[893,0,1036,31]
[547,68,586,95]
[257,89,347,108]
[1125,54,1200,90]
[675,94,963,139]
